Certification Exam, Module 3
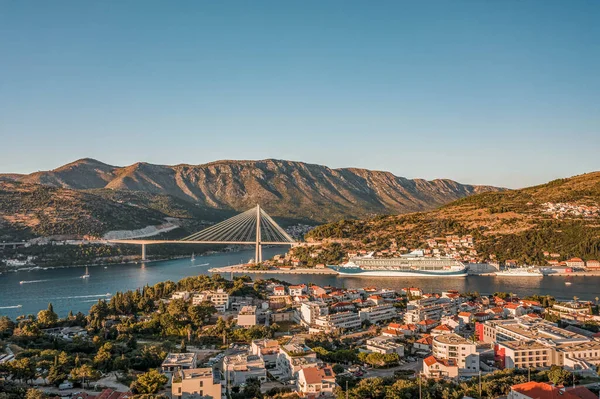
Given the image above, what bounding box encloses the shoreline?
[208,265,600,278]
[209,265,338,275]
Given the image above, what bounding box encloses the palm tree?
[595,297,599,306]
[573,296,579,304]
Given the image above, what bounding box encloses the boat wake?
[190,263,210,268]
[0,305,22,309]
[63,293,112,299]
[19,279,50,284]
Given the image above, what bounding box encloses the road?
[363,360,422,378]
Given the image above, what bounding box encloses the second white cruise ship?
[328,250,467,277]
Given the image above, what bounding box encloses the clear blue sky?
[0,1,598,188]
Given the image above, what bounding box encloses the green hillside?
[298,172,600,265]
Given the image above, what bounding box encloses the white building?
[359,303,397,324]
[171,291,191,301]
[432,333,479,375]
[192,289,230,312]
[300,301,329,326]
[365,336,404,356]
[314,311,361,332]
[237,306,258,327]
[251,339,280,368]
[297,366,337,396]
[161,353,198,374]
[276,338,321,379]
[222,353,267,386]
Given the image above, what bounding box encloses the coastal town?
[2,274,600,399]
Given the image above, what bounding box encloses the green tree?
[47,365,68,387]
[0,316,15,338]
[70,364,101,388]
[131,369,168,394]
[37,303,59,326]
[94,342,114,372]
[25,389,44,399]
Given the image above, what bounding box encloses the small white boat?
[191,253,195,261]
[19,281,24,285]
[81,266,90,279]
[565,281,572,286]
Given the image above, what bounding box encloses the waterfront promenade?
[208,264,338,275]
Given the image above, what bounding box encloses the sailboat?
[191,253,195,262]
[81,266,90,279]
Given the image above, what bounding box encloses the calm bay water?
[1,248,599,319]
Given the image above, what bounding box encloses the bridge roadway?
[107,240,294,245]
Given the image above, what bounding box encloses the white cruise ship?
[495,267,543,277]
[328,250,467,277]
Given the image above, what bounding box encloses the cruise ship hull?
[328,266,467,278]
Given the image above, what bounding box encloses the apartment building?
[496,340,553,369]
[237,306,258,327]
[192,289,230,312]
[251,339,280,368]
[222,353,267,386]
[171,368,222,399]
[276,338,321,379]
[314,311,361,332]
[551,302,592,316]
[404,297,444,323]
[432,333,479,374]
[358,303,397,324]
[300,301,329,326]
[365,336,404,356]
[161,353,198,374]
[172,291,191,301]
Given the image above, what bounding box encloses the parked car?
[59,381,73,390]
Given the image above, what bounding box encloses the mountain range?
[0,158,502,240]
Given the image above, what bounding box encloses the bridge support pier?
[141,244,146,261]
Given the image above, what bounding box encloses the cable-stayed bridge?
[107,205,296,263]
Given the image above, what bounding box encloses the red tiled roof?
[511,382,579,399]
[300,366,336,385]
[424,355,437,366]
[566,386,598,399]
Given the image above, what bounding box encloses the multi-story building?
[404,297,444,323]
[192,289,230,312]
[172,291,191,301]
[171,368,222,399]
[365,336,404,356]
[314,311,361,332]
[237,306,258,327]
[296,366,337,397]
[288,284,306,297]
[300,301,329,327]
[276,337,321,379]
[222,353,267,386]
[496,340,552,369]
[432,334,479,375]
[161,353,198,375]
[251,339,280,368]
[358,303,397,324]
[551,302,592,316]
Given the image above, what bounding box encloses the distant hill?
[0,181,234,241]
[302,172,600,265]
[9,158,502,223]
